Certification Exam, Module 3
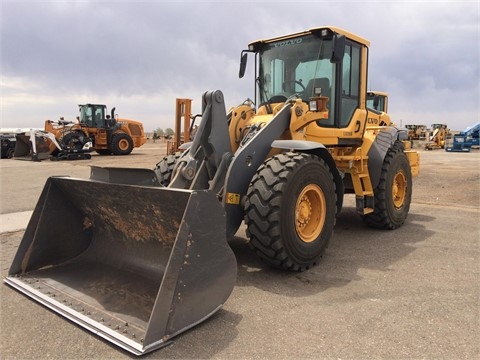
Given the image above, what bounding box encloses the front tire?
[244,152,337,271]
[153,152,181,186]
[364,141,412,229]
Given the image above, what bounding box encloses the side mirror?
[373,95,380,109]
[239,51,248,78]
[331,35,345,63]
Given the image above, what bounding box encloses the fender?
[271,139,345,215]
[367,126,408,188]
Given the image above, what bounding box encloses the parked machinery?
[46,104,147,155]
[13,104,147,160]
[367,91,388,112]
[13,128,91,161]
[366,91,391,126]
[405,124,428,141]
[425,123,450,150]
[5,26,420,355]
[165,98,201,155]
[1,133,16,159]
[445,122,480,152]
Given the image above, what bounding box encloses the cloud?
[1,0,478,131]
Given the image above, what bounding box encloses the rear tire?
[244,152,336,271]
[364,141,412,229]
[111,133,133,155]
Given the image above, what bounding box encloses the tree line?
[152,128,175,140]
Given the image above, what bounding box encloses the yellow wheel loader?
[367,91,388,113]
[5,26,419,355]
[424,123,449,150]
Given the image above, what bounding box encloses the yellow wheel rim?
[295,184,326,243]
[118,138,130,151]
[392,170,407,209]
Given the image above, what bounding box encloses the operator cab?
[78,104,116,129]
[239,26,370,145]
[367,91,388,113]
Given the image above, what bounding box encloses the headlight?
[309,100,318,112]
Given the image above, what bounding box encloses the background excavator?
[13,126,93,161]
[5,26,419,355]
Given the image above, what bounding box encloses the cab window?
[340,42,361,127]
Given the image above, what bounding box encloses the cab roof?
[248,26,370,50]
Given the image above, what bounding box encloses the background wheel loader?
[5,26,419,355]
[12,104,147,159]
[367,91,388,113]
[46,104,147,155]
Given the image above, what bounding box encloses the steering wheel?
[268,95,288,103]
[282,80,306,93]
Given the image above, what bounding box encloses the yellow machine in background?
[425,123,450,150]
[405,124,428,141]
[6,26,420,355]
[366,91,392,127]
[367,91,388,112]
[165,98,202,155]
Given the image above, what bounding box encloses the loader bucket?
[5,176,237,355]
[13,133,51,160]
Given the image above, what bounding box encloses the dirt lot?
[0,141,479,359]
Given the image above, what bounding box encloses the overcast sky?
[1,0,478,132]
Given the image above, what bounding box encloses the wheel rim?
[392,170,407,209]
[295,184,326,243]
[118,138,129,151]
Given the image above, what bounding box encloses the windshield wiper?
[256,76,273,114]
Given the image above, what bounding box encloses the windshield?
[79,106,93,126]
[79,105,105,127]
[258,34,335,104]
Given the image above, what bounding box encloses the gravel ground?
[1,142,478,359]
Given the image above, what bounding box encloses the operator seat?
[303,77,330,102]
